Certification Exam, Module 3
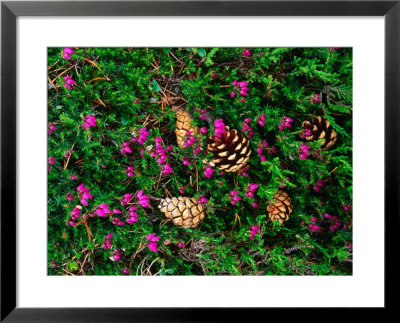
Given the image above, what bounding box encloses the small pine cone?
[159,197,205,229]
[175,109,199,148]
[302,116,337,150]
[207,127,251,172]
[267,190,293,223]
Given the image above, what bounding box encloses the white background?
[17,17,384,307]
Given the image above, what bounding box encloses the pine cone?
[159,197,205,229]
[207,127,251,172]
[267,190,293,223]
[302,116,337,149]
[175,109,199,148]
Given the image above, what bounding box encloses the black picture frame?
[1,0,398,321]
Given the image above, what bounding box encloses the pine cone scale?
[159,197,205,229]
[302,116,337,149]
[267,190,293,223]
[207,127,251,173]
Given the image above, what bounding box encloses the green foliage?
[48,47,352,276]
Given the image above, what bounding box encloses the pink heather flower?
[309,94,321,103]
[250,225,259,239]
[200,127,208,135]
[210,70,217,79]
[126,206,139,224]
[299,142,310,159]
[76,183,93,207]
[120,141,133,154]
[112,217,125,226]
[192,143,202,155]
[120,193,133,206]
[102,233,113,249]
[126,166,135,177]
[146,233,160,253]
[82,114,97,130]
[135,128,149,145]
[48,157,55,165]
[330,47,340,53]
[198,195,208,204]
[134,98,139,104]
[71,174,77,180]
[213,119,226,139]
[162,163,173,175]
[237,165,249,177]
[245,183,258,198]
[251,202,258,208]
[64,149,73,158]
[204,166,214,178]
[182,156,191,166]
[309,224,321,233]
[241,118,254,139]
[242,48,251,57]
[62,47,75,60]
[63,76,76,90]
[51,260,57,268]
[177,242,185,248]
[344,204,351,212]
[279,116,293,131]
[179,186,186,195]
[48,122,57,134]
[257,113,266,127]
[260,155,266,162]
[122,268,130,275]
[111,249,121,261]
[66,192,74,201]
[230,91,235,98]
[137,190,150,208]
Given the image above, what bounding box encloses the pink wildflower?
[279,116,293,130]
[126,166,135,177]
[63,76,76,90]
[146,233,160,253]
[213,119,226,138]
[250,225,259,239]
[48,123,57,134]
[204,166,214,178]
[102,233,113,249]
[137,190,150,208]
[111,249,121,261]
[177,242,185,248]
[257,113,266,127]
[162,163,173,175]
[197,195,208,204]
[126,206,139,224]
[62,47,75,60]
[242,48,251,57]
[82,114,97,130]
[122,268,130,275]
[298,142,310,159]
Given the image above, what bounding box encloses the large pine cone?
[175,109,199,148]
[267,190,293,223]
[207,127,251,172]
[159,197,205,229]
[302,116,337,150]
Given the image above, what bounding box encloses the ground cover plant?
[48,47,352,275]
